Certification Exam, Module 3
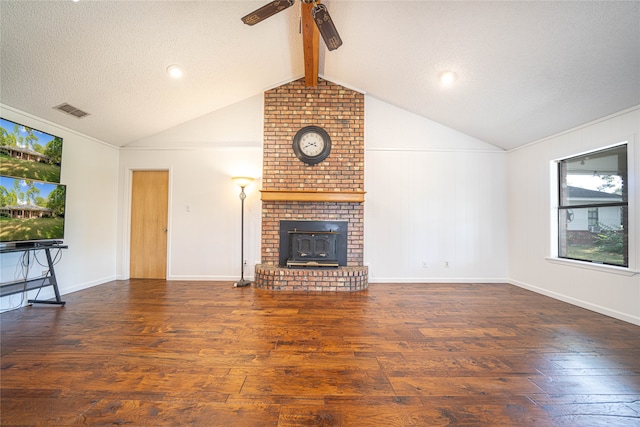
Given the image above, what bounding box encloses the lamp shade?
[232,176,254,188]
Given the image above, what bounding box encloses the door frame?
[122,167,172,280]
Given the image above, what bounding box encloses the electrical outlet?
[444,261,449,268]
[422,260,428,268]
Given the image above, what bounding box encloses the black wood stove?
[279,220,348,267]
[287,230,339,267]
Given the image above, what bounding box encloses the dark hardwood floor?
[1,280,639,426]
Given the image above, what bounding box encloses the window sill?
[545,257,639,276]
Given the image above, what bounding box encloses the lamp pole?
[232,177,254,288]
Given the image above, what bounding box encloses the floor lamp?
[232,177,254,288]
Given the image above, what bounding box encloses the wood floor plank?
[2,280,639,426]
[530,375,640,395]
[388,375,547,397]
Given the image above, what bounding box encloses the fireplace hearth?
[279,220,347,268]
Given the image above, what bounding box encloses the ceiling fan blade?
[241,0,296,26]
[311,3,342,51]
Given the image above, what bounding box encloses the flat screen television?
[0,117,63,183]
[0,175,66,247]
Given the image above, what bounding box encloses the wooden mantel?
[261,190,365,203]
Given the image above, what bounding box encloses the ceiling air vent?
[53,103,90,119]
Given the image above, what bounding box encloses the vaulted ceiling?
[1,1,638,151]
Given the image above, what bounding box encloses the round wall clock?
[292,125,331,165]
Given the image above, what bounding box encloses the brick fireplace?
[254,78,368,291]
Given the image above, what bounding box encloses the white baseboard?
[509,278,640,326]
[167,275,252,281]
[59,275,118,295]
[369,277,510,284]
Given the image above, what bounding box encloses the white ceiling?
[1,0,638,151]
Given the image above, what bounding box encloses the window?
[587,207,599,230]
[558,144,628,267]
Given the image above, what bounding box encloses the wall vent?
[53,103,90,119]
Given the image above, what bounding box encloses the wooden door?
[130,170,168,279]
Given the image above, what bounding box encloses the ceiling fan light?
[311,3,343,51]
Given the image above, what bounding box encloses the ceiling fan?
[242,0,343,51]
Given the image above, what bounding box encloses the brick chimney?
[255,78,368,291]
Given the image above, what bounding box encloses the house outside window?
[558,144,628,267]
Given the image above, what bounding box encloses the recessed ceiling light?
[439,71,457,86]
[167,65,183,79]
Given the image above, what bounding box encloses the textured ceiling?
[1,0,638,150]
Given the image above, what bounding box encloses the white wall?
[126,95,263,148]
[364,96,509,282]
[508,107,640,325]
[119,94,511,284]
[0,105,119,311]
[116,93,264,280]
[117,147,262,281]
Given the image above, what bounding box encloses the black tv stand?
[0,244,67,306]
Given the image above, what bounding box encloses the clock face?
[299,132,326,156]
[292,126,331,165]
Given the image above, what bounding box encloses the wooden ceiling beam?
[301,1,319,87]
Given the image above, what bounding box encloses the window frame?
[556,143,629,268]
